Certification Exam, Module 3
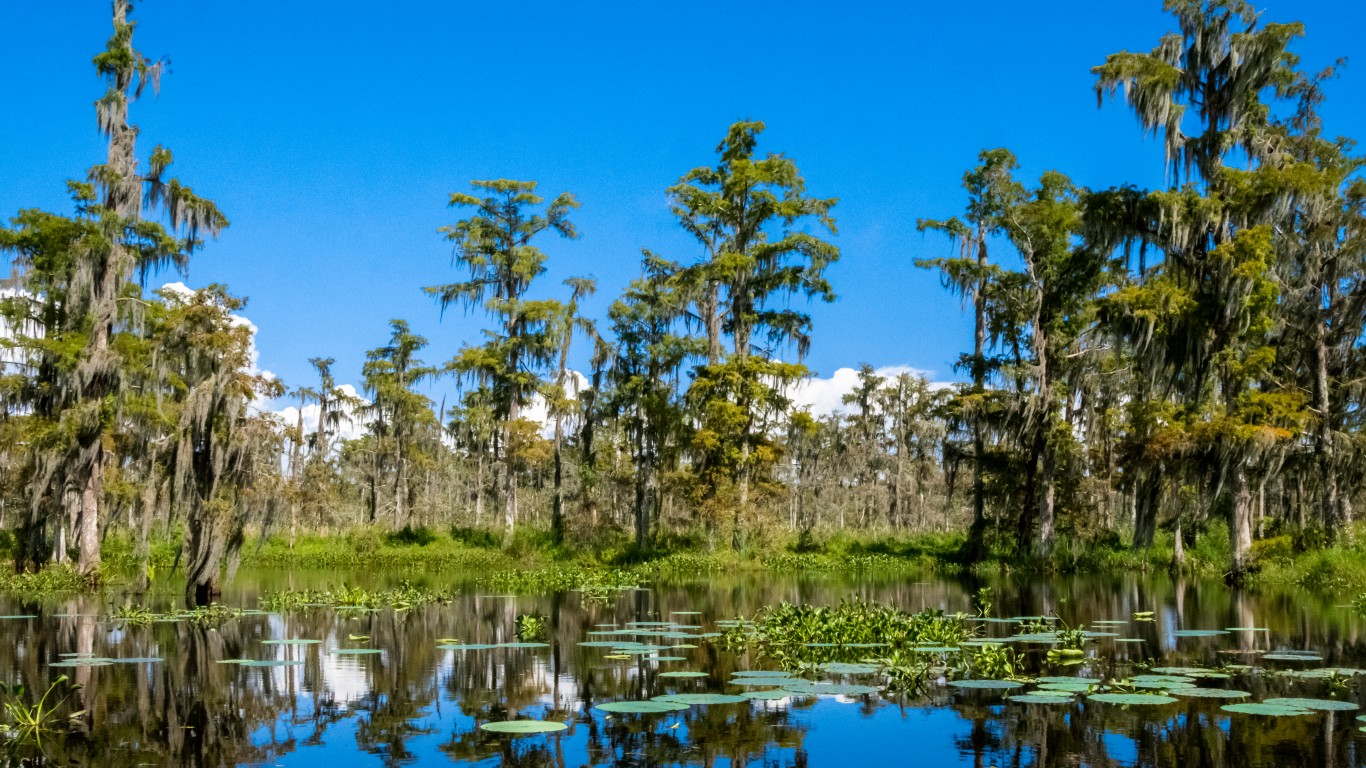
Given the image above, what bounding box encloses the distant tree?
[425,180,578,534]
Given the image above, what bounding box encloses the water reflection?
[0,571,1362,766]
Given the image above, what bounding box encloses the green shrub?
[384,525,438,547]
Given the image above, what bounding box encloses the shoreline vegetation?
[4,0,1366,606]
[4,522,1366,597]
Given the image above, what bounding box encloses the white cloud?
[787,365,944,417]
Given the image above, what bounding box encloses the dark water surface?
[4,569,1366,767]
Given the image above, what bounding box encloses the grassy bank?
[4,521,1366,596]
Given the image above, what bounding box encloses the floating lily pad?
[1088,693,1178,705]
[330,648,382,655]
[442,643,498,650]
[1036,682,1095,693]
[49,658,113,667]
[1225,627,1268,632]
[596,700,687,714]
[730,676,803,687]
[1009,693,1077,704]
[733,670,798,678]
[113,657,164,664]
[1171,688,1251,699]
[498,642,550,649]
[652,693,748,705]
[579,641,625,647]
[658,670,708,678]
[241,659,304,667]
[782,681,881,695]
[650,656,688,662]
[1264,697,1359,712]
[1263,653,1324,662]
[819,662,880,674]
[480,720,568,734]
[948,679,1023,690]
[743,689,797,700]
[1172,630,1229,638]
[1285,667,1366,679]
[1222,702,1312,716]
[262,639,321,646]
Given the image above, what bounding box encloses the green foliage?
[384,526,438,547]
[260,581,447,612]
[514,613,547,641]
[0,675,84,755]
[721,599,974,671]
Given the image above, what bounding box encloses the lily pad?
[1088,693,1178,705]
[442,643,498,650]
[652,693,748,705]
[1222,702,1313,716]
[1036,682,1095,693]
[744,689,797,700]
[1172,630,1229,638]
[330,648,382,655]
[241,659,304,667]
[1263,653,1324,662]
[480,720,568,734]
[1264,697,1359,712]
[1171,688,1252,699]
[262,639,321,646]
[782,681,881,695]
[658,670,708,678]
[1009,693,1077,704]
[730,676,803,687]
[596,700,687,714]
[819,662,880,674]
[498,642,550,649]
[733,670,798,678]
[948,679,1023,690]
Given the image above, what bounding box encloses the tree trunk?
[1229,461,1254,583]
[551,414,564,543]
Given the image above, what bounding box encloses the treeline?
[3,1,1365,601]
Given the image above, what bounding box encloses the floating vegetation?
[720,599,971,675]
[515,613,547,641]
[479,567,640,595]
[948,679,1023,691]
[1170,688,1251,699]
[1009,693,1077,704]
[743,689,796,700]
[1088,693,1179,705]
[1172,630,1229,638]
[653,693,748,705]
[1263,697,1359,711]
[658,671,708,678]
[262,639,320,646]
[1222,702,1314,716]
[260,582,446,611]
[479,720,568,734]
[1263,653,1324,662]
[330,648,383,655]
[596,700,687,714]
[782,681,880,696]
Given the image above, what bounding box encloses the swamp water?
[3,570,1365,766]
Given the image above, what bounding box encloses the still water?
[3,569,1365,767]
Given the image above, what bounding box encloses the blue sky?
[4,1,1366,400]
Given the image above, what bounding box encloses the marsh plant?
[721,599,975,669]
[1,676,83,757]
[261,582,446,611]
[515,613,548,641]
[971,586,993,618]
[966,642,1023,680]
